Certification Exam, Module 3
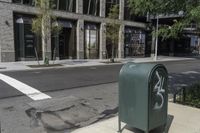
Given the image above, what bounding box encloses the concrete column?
[77,19,84,59]
[118,24,125,58]
[100,0,106,18]
[119,0,125,20]
[76,0,83,14]
[0,6,15,62]
[100,23,106,59]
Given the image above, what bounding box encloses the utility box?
[118,63,168,133]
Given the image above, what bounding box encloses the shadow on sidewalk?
[121,115,174,133]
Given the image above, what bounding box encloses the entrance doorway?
[51,20,76,60]
[14,14,42,61]
[84,23,99,59]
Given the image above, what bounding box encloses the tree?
[32,0,61,65]
[106,5,120,63]
[128,0,200,40]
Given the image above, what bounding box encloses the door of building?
[59,27,71,59]
[14,14,42,61]
[51,20,76,60]
[24,23,35,58]
[84,24,99,59]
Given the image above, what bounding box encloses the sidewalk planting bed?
[176,83,200,108]
[27,64,63,68]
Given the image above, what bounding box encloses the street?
[1,59,200,133]
[1,60,200,99]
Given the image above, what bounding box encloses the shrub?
[177,83,200,108]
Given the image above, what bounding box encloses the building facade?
[0,0,147,62]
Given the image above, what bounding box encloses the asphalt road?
[1,59,200,99]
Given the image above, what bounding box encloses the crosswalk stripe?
[0,73,51,100]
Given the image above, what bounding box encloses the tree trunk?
[42,16,49,65]
[111,41,115,63]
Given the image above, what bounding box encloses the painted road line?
[182,71,200,74]
[0,73,51,100]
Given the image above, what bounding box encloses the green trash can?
[118,63,168,133]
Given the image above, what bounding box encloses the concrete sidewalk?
[0,56,195,72]
[72,102,200,133]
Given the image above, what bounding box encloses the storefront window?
[124,27,146,57]
[83,0,100,16]
[84,23,99,59]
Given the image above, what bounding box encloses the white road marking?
[182,71,200,74]
[0,73,51,101]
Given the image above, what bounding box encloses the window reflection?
[106,0,119,17]
[52,0,76,12]
[124,0,146,22]
[84,23,99,59]
[12,0,22,3]
[124,27,146,57]
[13,0,34,6]
[83,0,100,16]
[23,0,34,5]
[12,0,76,12]
[59,0,67,10]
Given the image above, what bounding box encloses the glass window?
[84,23,99,59]
[59,0,67,10]
[58,0,76,12]
[83,0,100,16]
[66,0,76,12]
[12,0,76,12]
[51,0,58,9]
[124,27,146,57]
[13,0,35,6]
[124,0,146,22]
[106,0,119,17]
[12,0,22,3]
[24,0,34,6]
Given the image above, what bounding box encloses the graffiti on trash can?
[153,71,165,110]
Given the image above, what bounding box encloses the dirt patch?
[26,96,117,132]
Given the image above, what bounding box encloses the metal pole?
[154,15,159,61]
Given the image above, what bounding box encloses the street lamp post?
[154,15,159,61]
